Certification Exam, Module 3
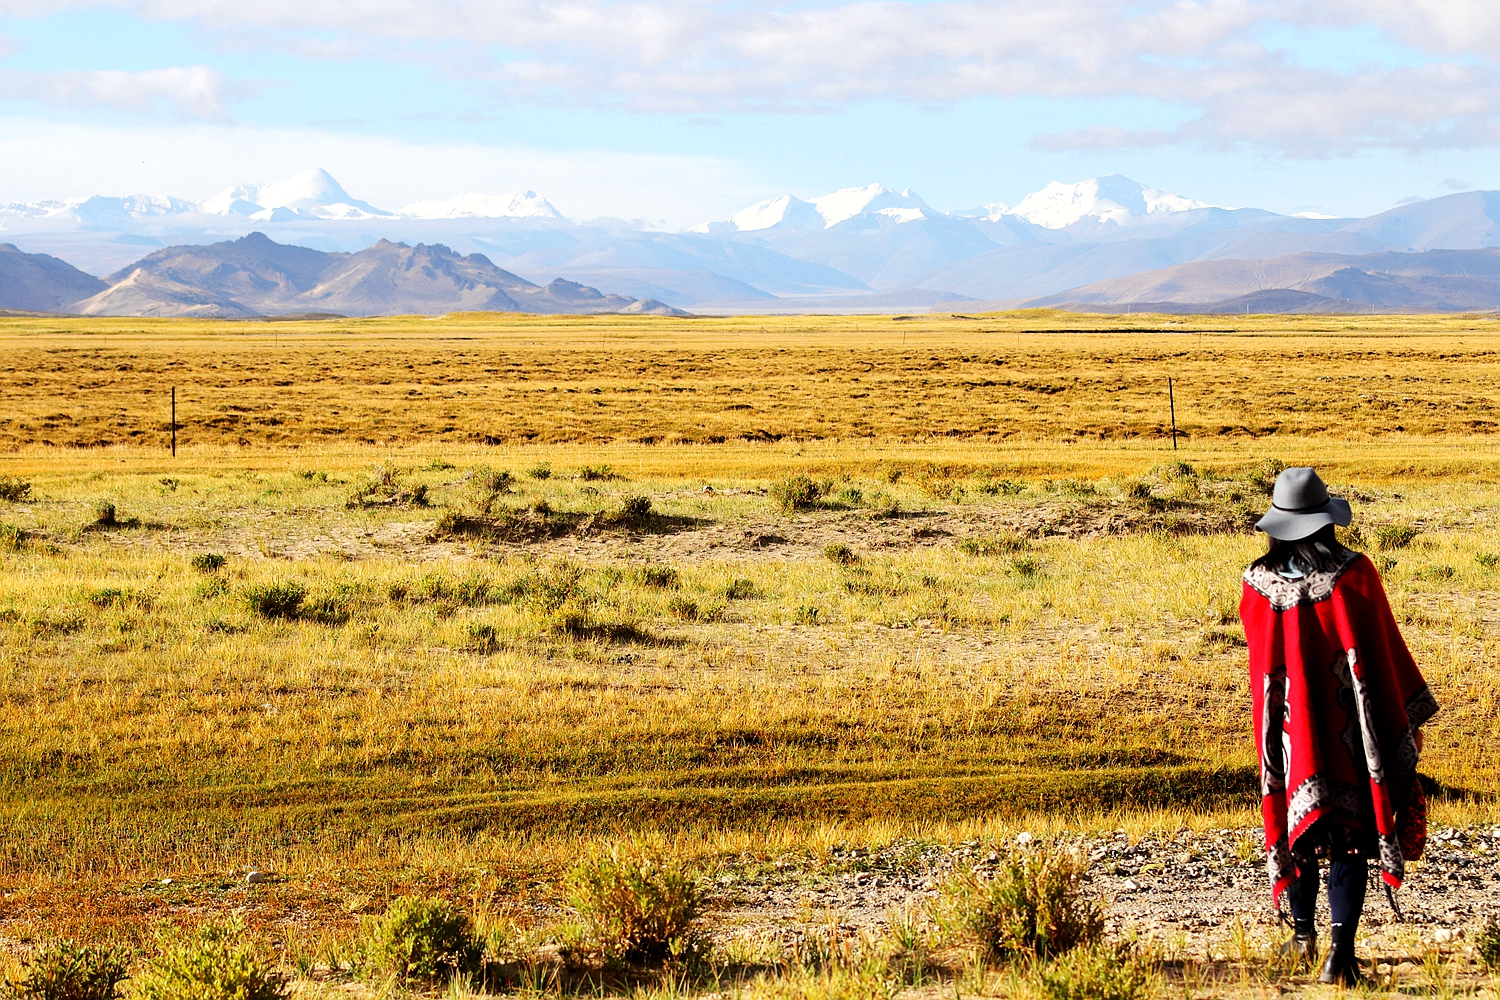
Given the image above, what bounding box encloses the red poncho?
[1240,550,1438,903]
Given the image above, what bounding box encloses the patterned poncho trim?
[1241,551,1438,904]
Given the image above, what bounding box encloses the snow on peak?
[728,194,824,232]
[202,168,396,220]
[2,193,200,222]
[399,190,562,220]
[876,206,926,224]
[712,184,932,232]
[1007,175,1212,229]
[811,184,930,227]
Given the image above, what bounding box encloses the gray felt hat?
[1256,467,1352,541]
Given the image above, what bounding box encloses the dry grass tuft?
[937,847,1103,961]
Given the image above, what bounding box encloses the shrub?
[134,919,285,1000]
[190,553,225,573]
[1010,556,1041,578]
[1477,916,1500,972]
[1246,459,1287,496]
[2,940,128,1000]
[527,462,552,480]
[771,475,824,513]
[244,582,306,620]
[724,579,757,600]
[939,847,1102,960]
[0,476,32,502]
[666,596,723,622]
[636,565,679,588]
[832,486,863,508]
[466,624,500,654]
[1477,552,1500,569]
[365,896,483,983]
[0,524,26,551]
[1124,480,1167,512]
[794,605,821,625]
[92,502,118,528]
[578,464,618,481]
[407,572,496,607]
[347,464,429,508]
[823,543,858,565]
[616,495,653,523]
[978,478,1027,496]
[1030,942,1160,1000]
[567,848,703,964]
[1376,524,1419,550]
[301,591,354,625]
[468,468,515,514]
[194,578,228,600]
[88,588,126,608]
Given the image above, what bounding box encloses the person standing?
[1240,467,1438,985]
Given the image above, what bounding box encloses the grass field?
[0,312,1497,990]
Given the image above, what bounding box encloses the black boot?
[1320,922,1363,986]
[1279,926,1318,969]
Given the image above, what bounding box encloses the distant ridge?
[1028,248,1500,314]
[0,243,107,312]
[10,234,687,317]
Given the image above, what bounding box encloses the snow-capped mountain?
[811,185,932,227]
[725,194,825,232]
[200,168,396,221]
[399,191,561,220]
[704,184,935,233]
[0,169,571,228]
[1,194,200,224]
[709,177,1209,234]
[1000,175,1215,229]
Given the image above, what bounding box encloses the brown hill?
[72,233,684,317]
[0,243,107,312]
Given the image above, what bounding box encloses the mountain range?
[7,169,1500,315]
[1,234,683,318]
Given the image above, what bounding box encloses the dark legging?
[1287,856,1369,933]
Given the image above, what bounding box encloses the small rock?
[1122,879,1140,892]
[1434,928,1461,944]
[245,870,271,884]
[159,878,172,885]
[1016,832,1034,846]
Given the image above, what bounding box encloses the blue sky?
[4,1,1500,227]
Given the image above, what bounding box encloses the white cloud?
[8,1,1500,154]
[0,117,765,228]
[0,65,227,118]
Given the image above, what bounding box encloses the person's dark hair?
[1252,523,1353,575]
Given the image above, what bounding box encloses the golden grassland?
[2,310,1500,450]
[0,312,1497,974]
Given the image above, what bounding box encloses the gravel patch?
[709,826,1500,959]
